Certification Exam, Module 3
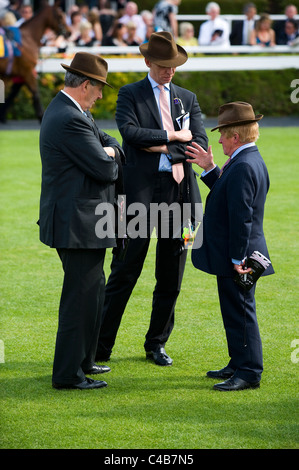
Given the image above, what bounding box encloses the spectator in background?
[102,19,127,46]
[153,0,181,39]
[41,27,69,52]
[88,9,103,44]
[125,20,139,45]
[177,21,198,46]
[140,10,157,43]
[230,3,257,45]
[98,0,117,40]
[68,10,84,44]
[275,4,298,43]
[250,13,276,47]
[277,18,299,45]
[115,0,128,15]
[118,1,145,44]
[198,2,230,47]
[15,3,33,26]
[66,5,79,26]
[75,21,96,47]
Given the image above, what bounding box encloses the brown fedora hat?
[61,52,113,88]
[139,31,188,67]
[211,101,263,131]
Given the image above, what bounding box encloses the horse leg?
[0,81,23,123]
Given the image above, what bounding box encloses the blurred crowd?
[0,0,299,52]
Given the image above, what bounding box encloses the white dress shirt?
[198,17,230,47]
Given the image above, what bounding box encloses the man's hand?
[233,263,252,274]
[104,146,115,157]
[168,129,192,143]
[185,142,215,172]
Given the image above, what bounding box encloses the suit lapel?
[139,77,162,128]
[170,84,183,130]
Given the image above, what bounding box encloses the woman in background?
[250,13,276,46]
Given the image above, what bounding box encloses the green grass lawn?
[0,126,298,450]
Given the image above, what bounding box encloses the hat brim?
[211,114,263,132]
[139,43,188,67]
[61,63,113,88]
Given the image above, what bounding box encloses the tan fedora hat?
[61,52,113,88]
[211,101,263,131]
[139,31,188,67]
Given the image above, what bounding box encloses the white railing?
[38,43,299,73]
[37,54,299,73]
[40,45,298,56]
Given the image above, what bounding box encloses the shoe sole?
[213,382,260,391]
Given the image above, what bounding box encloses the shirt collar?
[61,90,85,114]
[231,142,256,159]
[147,73,171,91]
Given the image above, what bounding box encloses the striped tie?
[158,85,184,184]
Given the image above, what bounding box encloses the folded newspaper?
[234,251,272,291]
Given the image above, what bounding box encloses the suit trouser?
[97,173,187,357]
[217,276,263,383]
[52,248,106,385]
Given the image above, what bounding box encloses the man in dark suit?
[96,31,208,366]
[230,3,257,45]
[274,4,298,44]
[276,18,299,45]
[186,102,274,391]
[39,52,124,390]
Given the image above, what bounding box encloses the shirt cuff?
[201,165,217,177]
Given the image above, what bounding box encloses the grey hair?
[64,71,99,88]
[205,2,220,14]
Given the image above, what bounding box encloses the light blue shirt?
[147,73,172,172]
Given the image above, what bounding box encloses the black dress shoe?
[146,347,173,366]
[213,376,260,391]
[83,364,111,374]
[52,377,108,390]
[206,366,235,379]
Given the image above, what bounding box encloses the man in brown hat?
[96,31,208,366]
[186,101,274,391]
[39,52,125,389]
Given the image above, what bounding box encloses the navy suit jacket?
[39,91,123,249]
[115,76,208,218]
[192,145,274,277]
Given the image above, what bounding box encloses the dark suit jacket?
[230,20,256,45]
[192,145,274,277]
[115,76,208,224]
[39,91,123,249]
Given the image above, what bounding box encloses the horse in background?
[0,2,69,123]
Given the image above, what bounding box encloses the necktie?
[219,157,231,177]
[246,21,251,44]
[158,85,184,184]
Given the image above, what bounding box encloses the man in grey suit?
[39,52,124,390]
[96,32,208,366]
[186,102,274,391]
